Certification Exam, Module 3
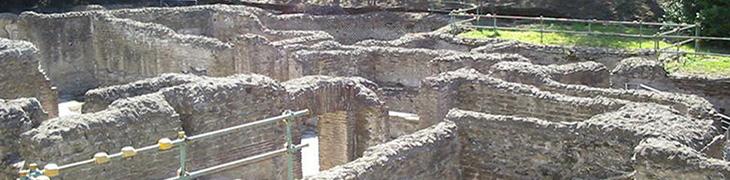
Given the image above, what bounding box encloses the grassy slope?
[459,23,730,76]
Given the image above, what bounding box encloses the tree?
[662,0,730,45]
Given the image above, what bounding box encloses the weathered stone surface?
[417,68,624,127]
[0,38,56,118]
[2,3,728,180]
[473,40,653,69]
[0,13,17,38]
[305,121,460,180]
[284,76,388,169]
[447,109,641,179]
[83,73,204,113]
[0,98,46,177]
[635,137,730,179]
[19,93,181,179]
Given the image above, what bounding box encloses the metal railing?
[446,4,730,58]
[18,109,310,180]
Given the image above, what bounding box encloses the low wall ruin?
[307,121,460,180]
[0,38,57,117]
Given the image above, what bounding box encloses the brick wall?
[306,121,460,180]
[0,38,58,117]
[447,109,642,179]
[417,69,624,127]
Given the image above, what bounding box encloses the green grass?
[665,55,730,76]
[458,23,730,76]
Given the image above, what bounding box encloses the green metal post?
[284,110,295,180]
[540,15,545,44]
[694,22,700,57]
[492,13,497,32]
[638,21,643,49]
[178,131,188,180]
[654,33,660,60]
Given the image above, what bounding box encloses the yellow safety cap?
[177,131,186,139]
[29,163,38,170]
[158,138,173,151]
[43,164,59,177]
[18,169,29,176]
[121,146,137,158]
[94,152,110,164]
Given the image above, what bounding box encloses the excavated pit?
[1,4,730,179]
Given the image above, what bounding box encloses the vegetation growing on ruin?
[666,55,730,76]
[459,23,684,51]
[459,23,730,76]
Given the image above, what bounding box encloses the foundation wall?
[12,75,303,180]
[82,74,204,113]
[447,109,641,179]
[18,12,98,96]
[92,15,234,87]
[0,38,57,117]
[671,75,730,114]
[0,98,46,177]
[19,94,182,180]
[260,12,448,44]
[634,138,730,179]
[417,69,624,127]
[306,121,460,180]
[159,75,297,179]
[284,76,389,170]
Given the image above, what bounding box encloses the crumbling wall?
[0,98,46,177]
[610,57,730,115]
[284,76,388,170]
[0,38,57,118]
[417,69,624,127]
[83,73,204,113]
[634,138,730,179]
[446,106,717,179]
[160,74,297,179]
[0,13,19,39]
[108,7,217,36]
[259,12,449,44]
[92,14,235,87]
[447,109,642,179]
[19,93,181,179]
[473,41,653,69]
[670,75,730,114]
[484,60,716,120]
[305,121,460,180]
[18,12,99,96]
[14,74,305,180]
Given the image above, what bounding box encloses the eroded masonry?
[1,3,730,179]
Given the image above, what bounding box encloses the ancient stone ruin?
[1,3,729,179]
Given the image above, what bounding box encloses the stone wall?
[635,138,730,179]
[446,107,716,179]
[83,73,204,113]
[92,14,235,87]
[0,13,19,39]
[610,57,730,115]
[17,11,99,96]
[473,40,654,69]
[284,76,388,170]
[0,98,46,177]
[417,69,625,127]
[305,121,460,180]
[259,11,449,44]
[671,75,730,114]
[0,38,57,117]
[12,74,303,179]
[20,93,181,179]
